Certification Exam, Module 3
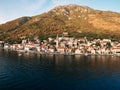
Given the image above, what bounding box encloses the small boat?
[116,52,120,56]
[84,53,88,56]
[18,53,22,56]
[64,52,75,56]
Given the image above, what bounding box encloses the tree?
[95,42,101,47]
[106,42,112,50]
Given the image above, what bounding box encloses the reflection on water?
[0,49,120,90]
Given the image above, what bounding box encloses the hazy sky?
[0,0,119,24]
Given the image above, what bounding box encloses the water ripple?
[0,50,120,90]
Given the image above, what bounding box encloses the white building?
[56,47,65,54]
[75,49,82,54]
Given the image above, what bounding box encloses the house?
[111,48,120,54]
[24,45,31,51]
[48,37,53,42]
[4,43,10,49]
[22,39,27,45]
[56,46,65,54]
[99,48,106,54]
[67,41,73,47]
[91,49,96,54]
[11,44,19,50]
[62,32,68,36]
[75,49,82,54]
[65,48,72,53]
[60,42,66,47]
[0,41,4,48]
[48,47,55,53]
[36,46,41,52]
[17,44,24,50]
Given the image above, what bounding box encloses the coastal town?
[0,35,120,56]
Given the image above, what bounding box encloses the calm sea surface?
[0,49,120,90]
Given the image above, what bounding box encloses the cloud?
[0,18,4,24]
[0,15,7,24]
[0,13,7,24]
[0,0,90,23]
[21,0,48,12]
[0,0,48,23]
[51,0,81,5]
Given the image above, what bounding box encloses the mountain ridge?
[0,4,120,42]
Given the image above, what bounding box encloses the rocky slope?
[0,4,120,42]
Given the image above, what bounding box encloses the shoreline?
[2,48,120,57]
[13,49,120,57]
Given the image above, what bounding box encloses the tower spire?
[56,34,59,47]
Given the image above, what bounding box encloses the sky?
[0,0,120,24]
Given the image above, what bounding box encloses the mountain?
[0,4,120,42]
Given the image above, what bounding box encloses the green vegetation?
[0,4,120,43]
